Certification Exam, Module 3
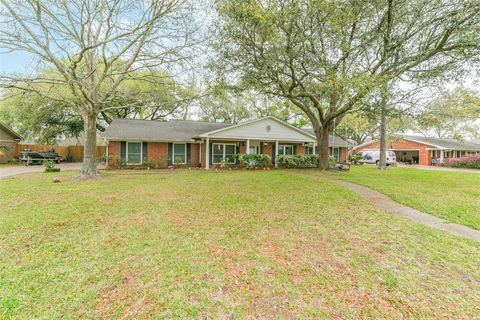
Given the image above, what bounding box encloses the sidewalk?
[296,172,480,242]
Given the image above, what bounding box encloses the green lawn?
[317,165,480,230]
[0,163,18,168]
[1,170,479,319]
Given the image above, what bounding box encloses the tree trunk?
[80,112,99,177]
[378,88,388,170]
[317,125,331,170]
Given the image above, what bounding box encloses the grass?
[0,163,19,168]
[1,170,479,319]
[317,165,480,230]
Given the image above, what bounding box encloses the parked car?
[357,150,396,166]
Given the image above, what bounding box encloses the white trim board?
[199,117,315,142]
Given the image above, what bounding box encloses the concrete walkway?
[299,173,480,242]
[0,163,104,178]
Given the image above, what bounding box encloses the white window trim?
[330,147,341,160]
[212,143,236,164]
[172,143,187,164]
[279,144,294,155]
[126,141,143,164]
[249,145,259,154]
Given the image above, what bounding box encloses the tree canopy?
[213,0,480,168]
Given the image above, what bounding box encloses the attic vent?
[266,125,271,132]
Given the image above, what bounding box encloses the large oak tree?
[213,0,480,169]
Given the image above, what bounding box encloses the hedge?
[444,155,480,169]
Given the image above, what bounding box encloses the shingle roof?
[402,135,480,151]
[103,118,353,147]
[301,128,353,147]
[103,119,232,141]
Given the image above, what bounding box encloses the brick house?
[103,116,352,169]
[0,122,22,163]
[354,135,480,166]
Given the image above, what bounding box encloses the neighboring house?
[354,135,480,166]
[103,116,352,169]
[0,122,22,163]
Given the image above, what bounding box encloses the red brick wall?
[295,143,306,155]
[108,141,168,168]
[356,139,432,165]
[148,142,169,168]
[339,147,347,162]
[0,140,18,163]
[107,141,121,167]
[190,144,199,167]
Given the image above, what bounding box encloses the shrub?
[276,154,338,168]
[114,157,127,169]
[348,153,363,164]
[43,160,56,169]
[0,145,11,153]
[329,156,337,168]
[445,155,480,169]
[277,154,319,168]
[43,160,60,172]
[219,158,231,168]
[141,158,156,169]
[237,153,271,168]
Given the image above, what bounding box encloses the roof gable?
[199,116,316,142]
[0,122,22,140]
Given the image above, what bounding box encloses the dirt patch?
[95,272,161,319]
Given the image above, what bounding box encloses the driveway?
[398,164,480,174]
[0,163,102,178]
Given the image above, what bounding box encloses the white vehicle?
[357,150,397,165]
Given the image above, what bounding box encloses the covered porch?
[201,138,315,169]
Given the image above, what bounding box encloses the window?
[212,143,236,163]
[330,147,341,161]
[127,142,142,164]
[278,145,294,155]
[173,143,186,164]
[249,146,259,154]
[306,146,317,154]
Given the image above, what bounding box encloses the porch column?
[205,136,210,170]
[440,149,444,163]
[313,141,316,154]
[275,140,279,168]
[246,139,250,154]
[105,140,109,169]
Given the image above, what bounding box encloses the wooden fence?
[16,144,106,162]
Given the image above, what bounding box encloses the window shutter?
[272,144,276,164]
[168,143,173,165]
[142,142,147,161]
[120,142,126,160]
[209,143,213,164]
[236,145,240,164]
[186,143,191,164]
[260,142,263,154]
[293,145,297,155]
